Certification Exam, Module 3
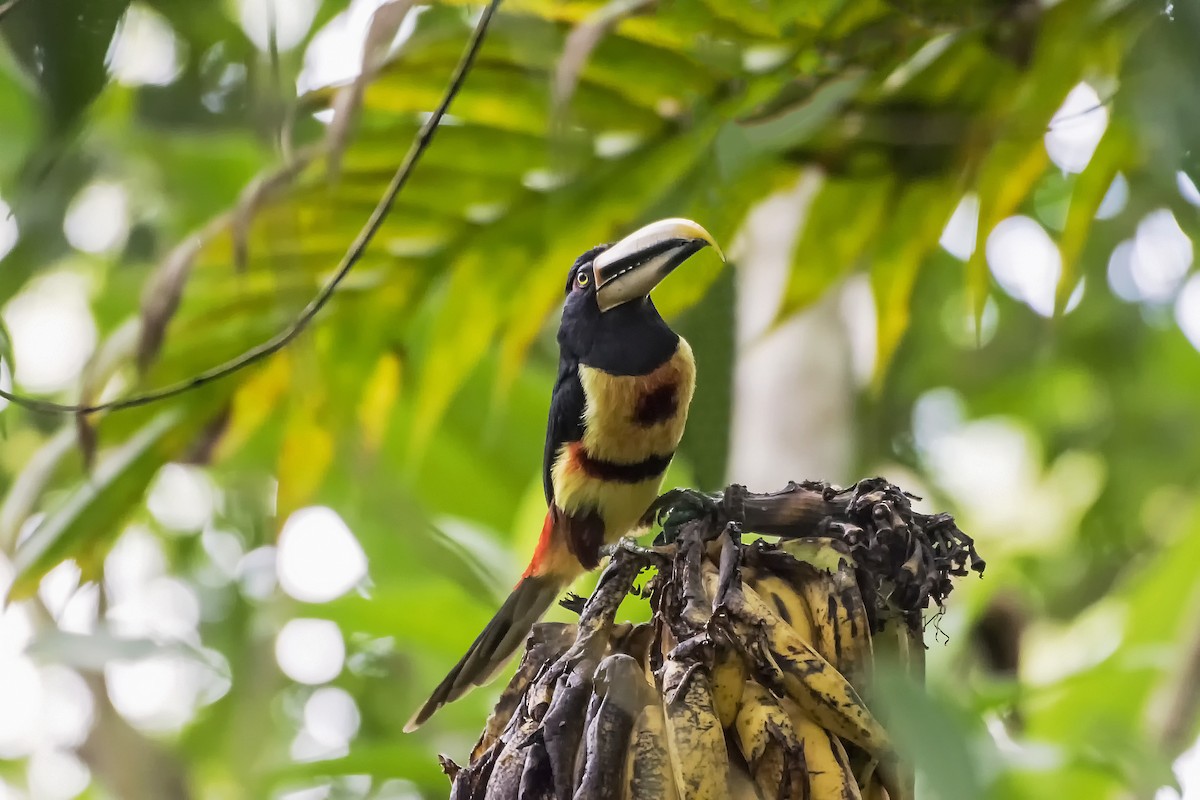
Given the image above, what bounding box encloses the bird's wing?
[543,358,585,505]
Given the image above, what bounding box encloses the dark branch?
[653,479,985,622]
[0,0,502,416]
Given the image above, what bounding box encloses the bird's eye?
[577,271,590,287]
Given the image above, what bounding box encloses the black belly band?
[577,448,673,483]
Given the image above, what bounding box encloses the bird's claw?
[599,538,673,564]
[643,489,724,545]
[559,592,587,614]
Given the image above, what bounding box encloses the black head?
[556,219,722,374]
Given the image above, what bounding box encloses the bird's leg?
[598,537,673,565]
[648,489,720,544]
[657,492,723,543]
[643,487,736,545]
[559,593,587,614]
[565,539,666,615]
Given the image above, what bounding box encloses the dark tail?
[405,573,563,731]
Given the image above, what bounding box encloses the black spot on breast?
[634,382,678,426]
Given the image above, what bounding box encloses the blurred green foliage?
[0,0,1198,798]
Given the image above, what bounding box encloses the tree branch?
[653,479,984,620]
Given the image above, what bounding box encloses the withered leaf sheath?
[442,479,981,800]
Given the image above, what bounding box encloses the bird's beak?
[593,217,724,313]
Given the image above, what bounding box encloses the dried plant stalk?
[442,479,983,800]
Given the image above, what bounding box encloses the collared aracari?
[406,218,722,730]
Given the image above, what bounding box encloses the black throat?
[578,297,678,376]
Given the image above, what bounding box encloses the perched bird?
[406,218,722,730]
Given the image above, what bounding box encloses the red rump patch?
[522,505,606,578]
[523,510,558,579]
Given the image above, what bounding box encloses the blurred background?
[0,0,1198,797]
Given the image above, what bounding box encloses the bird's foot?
[643,488,725,545]
[599,537,673,564]
[559,592,587,614]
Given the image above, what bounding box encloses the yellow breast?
[578,338,695,464]
[549,339,695,541]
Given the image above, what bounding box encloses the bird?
[406,217,723,731]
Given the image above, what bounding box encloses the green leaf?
[0,0,130,133]
[871,662,990,800]
[0,426,76,551]
[736,71,867,156]
[675,267,735,490]
[1032,171,1074,233]
[1025,507,1200,751]
[870,175,962,385]
[965,138,1049,330]
[778,171,895,320]
[408,247,509,460]
[1054,122,1134,313]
